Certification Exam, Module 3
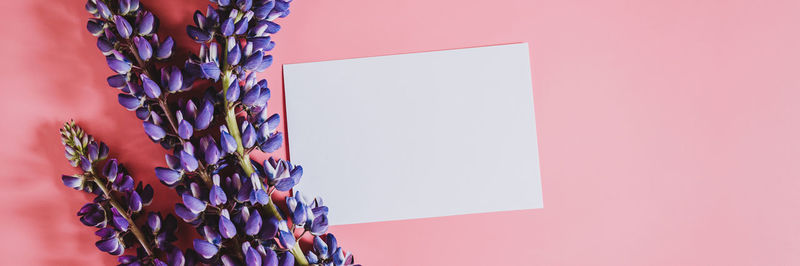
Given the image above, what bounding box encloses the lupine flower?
[82,0,359,265]
[59,121,184,264]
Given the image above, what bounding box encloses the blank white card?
[283,43,543,225]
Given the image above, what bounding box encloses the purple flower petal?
[87,19,105,36]
[226,79,240,102]
[200,62,221,80]
[182,194,206,214]
[147,212,161,233]
[313,236,329,260]
[241,121,255,148]
[143,121,166,140]
[193,239,218,259]
[168,66,183,92]
[266,114,281,131]
[156,36,174,59]
[221,17,235,37]
[107,57,131,74]
[107,74,127,88]
[102,159,118,181]
[276,230,296,250]
[220,129,237,154]
[95,238,121,253]
[219,215,237,239]
[204,142,220,165]
[227,43,241,65]
[138,12,155,35]
[310,214,329,236]
[141,74,162,98]
[129,191,143,212]
[187,26,211,43]
[175,203,199,222]
[261,132,283,153]
[61,175,83,190]
[178,119,193,139]
[180,150,198,172]
[133,36,152,61]
[245,247,261,266]
[195,100,214,130]
[155,167,182,185]
[243,50,263,71]
[114,15,133,39]
[209,185,227,206]
[245,209,262,236]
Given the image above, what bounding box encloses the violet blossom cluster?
[60,121,188,265]
[79,0,358,265]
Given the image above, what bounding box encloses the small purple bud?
[97,38,114,54]
[175,203,199,222]
[266,114,281,131]
[114,15,133,39]
[187,26,211,43]
[155,167,182,185]
[96,238,121,254]
[138,12,155,35]
[204,143,220,165]
[220,128,237,154]
[221,17,235,37]
[226,79,240,102]
[107,75,127,88]
[209,185,227,206]
[261,132,283,153]
[130,191,143,212]
[102,159,118,181]
[313,236,329,260]
[107,57,131,74]
[265,21,281,34]
[257,55,274,71]
[310,215,329,236]
[193,239,218,259]
[147,213,162,232]
[133,36,152,61]
[227,43,241,65]
[178,119,193,139]
[245,247,261,266]
[182,194,206,214]
[219,215,237,239]
[141,74,162,98]
[200,62,221,80]
[180,150,198,172]
[168,66,183,92]
[87,19,105,36]
[241,121,255,148]
[243,50,263,71]
[79,156,91,172]
[61,175,83,190]
[333,248,345,265]
[245,209,262,235]
[95,1,111,19]
[118,0,131,14]
[156,36,174,59]
[267,249,281,266]
[242,86,261,106]
[195,100,214,130]
[276,230,296,250]
[143,121,166,140]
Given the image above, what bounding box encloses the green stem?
[221,70,309,266]
[90,172,155,257]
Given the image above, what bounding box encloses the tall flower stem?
[221,70,310,266]
[88,171,155,257]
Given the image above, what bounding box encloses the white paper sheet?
[283,43,543,225]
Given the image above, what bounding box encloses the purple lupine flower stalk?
[59,121,186,265]
[84,1,358,265]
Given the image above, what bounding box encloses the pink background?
[1,0,799,265]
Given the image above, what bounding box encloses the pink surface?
[1,0,799,265]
